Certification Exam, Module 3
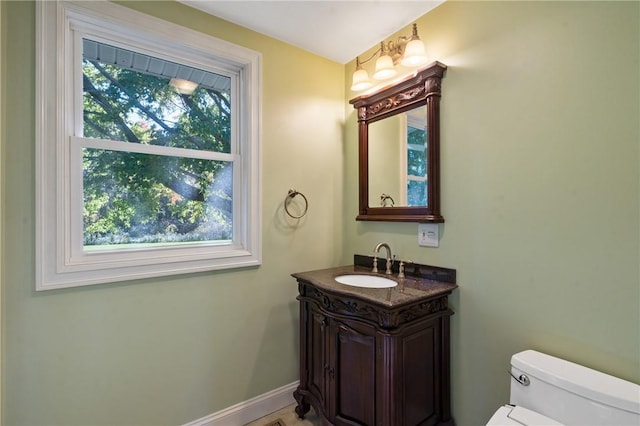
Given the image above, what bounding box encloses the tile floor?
[244,403,319,426]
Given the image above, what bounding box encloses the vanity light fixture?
[400,24,427,66]
[373,42,396,80]
[350,23,428,92]
[351,57,373,91]
[169,78,198,95]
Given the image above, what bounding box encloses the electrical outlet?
[418,223,439,247]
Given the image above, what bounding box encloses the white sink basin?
[334,274,397,288]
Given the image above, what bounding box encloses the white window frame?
[36,1,262,290]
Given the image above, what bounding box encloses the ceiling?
[179,1,445,64]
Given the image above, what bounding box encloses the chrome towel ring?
[284,188,308,218]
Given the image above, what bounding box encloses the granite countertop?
[292,264,457,309]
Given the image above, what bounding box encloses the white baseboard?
[183,381,299,426]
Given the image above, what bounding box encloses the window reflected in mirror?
[406,107,428,206]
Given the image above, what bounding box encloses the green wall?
[2,1,344,424]
[2,1,639,425]
[344,1,639,424]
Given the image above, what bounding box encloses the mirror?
[350,62,446,222]
[369,106,427,207]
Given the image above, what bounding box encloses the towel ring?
[284,188,308,219]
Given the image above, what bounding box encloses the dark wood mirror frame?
[350,62,447,222]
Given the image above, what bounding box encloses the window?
[36,1,261,290]
[406,120,428,207]
[400,107,428,207]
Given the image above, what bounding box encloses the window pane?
[407,180,427,207]
[83,148,233,249]
[407,126,427,177]
[82,39,232,153]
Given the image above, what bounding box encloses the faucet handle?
[372,256,378,273]
[398,260,413,278]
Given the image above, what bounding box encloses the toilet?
[487,350,640,425]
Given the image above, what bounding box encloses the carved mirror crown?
[350,62,446,222]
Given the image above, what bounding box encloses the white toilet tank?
[509,350,640,425]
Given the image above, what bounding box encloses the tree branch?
[83,75,140,142]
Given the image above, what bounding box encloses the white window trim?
[399,113,409,205]
[36,1,262,290]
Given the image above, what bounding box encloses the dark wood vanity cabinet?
[293,271,455,426]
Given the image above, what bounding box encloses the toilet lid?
[487,405,564,425]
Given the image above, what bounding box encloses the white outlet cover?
[418,223,439,247]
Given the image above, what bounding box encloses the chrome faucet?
[373,242,393,274]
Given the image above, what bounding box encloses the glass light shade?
[373,54,396,80]
[169,78,198,95]
[351,68,372,91]
[401,39,427,67]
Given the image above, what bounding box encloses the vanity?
[293,61,455,425]
[293,256,457,426]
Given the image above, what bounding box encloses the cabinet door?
[328,317,377,426]
[400,316,442,426]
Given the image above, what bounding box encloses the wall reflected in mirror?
[368,105,427,208]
